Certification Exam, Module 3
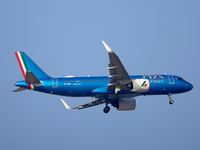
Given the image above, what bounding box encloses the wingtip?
[60,98,71,109]
[102,41,113,53]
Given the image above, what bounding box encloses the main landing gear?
[103,106,110,113]
[103,99,111,113]
[168,93,174,105]
[103,99,119,113]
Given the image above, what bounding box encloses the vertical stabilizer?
[15,52,50,80]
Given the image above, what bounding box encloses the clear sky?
[1,0,200,150]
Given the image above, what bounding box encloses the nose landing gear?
[168,93,174,105]
[169,100,174,105]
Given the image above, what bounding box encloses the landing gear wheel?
[169,100,174,105]
[103,106,110,113]
[168,94,174,105]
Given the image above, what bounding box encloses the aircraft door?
[168,75,174,84]
[52,78,58,88]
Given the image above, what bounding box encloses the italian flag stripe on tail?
[15,52,29,80]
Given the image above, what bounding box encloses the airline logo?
[141,81,147,87]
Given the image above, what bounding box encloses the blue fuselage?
[15,74,193,98]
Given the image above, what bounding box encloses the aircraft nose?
[186,82,193,91]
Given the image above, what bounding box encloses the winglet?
[102,41,113,53]
[60,99,72,109]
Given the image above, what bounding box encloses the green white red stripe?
[141,81,147,87]
[15,52,28,80]
[15,52,35,90]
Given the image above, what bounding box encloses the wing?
[61,99,106,110]
[102,41,132,93]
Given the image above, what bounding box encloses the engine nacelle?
[117,98,136,111]
[131,79,150,92]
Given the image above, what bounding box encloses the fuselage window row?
[64,79,110,83]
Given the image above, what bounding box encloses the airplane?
[13,41,193,113]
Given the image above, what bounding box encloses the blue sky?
[1,0,200,150]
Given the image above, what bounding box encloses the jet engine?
[116,98,136,111]
[131,79,150,92]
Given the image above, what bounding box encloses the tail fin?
[15,52,50,80]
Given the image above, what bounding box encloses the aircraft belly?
[93,86,140,99]
[58,84,95,96]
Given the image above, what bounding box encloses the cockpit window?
[179,78,184,81]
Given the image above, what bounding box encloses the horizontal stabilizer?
[13,87,27,92]
[26,71,41,85]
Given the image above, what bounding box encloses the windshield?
[179,77,184,81]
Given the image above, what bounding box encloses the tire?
[169,100,174,105]
[103,106,110,113]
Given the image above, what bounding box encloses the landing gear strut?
[103,106,110,113]
[168,93,174,105]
